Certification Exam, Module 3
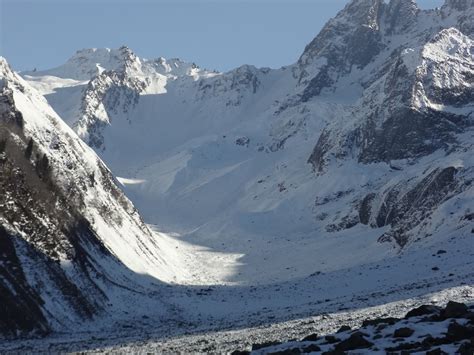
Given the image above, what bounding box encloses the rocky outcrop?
[196,65,265,106]
[297,0,386,100]
[384,0,419,35]
[75,69,146,150]
[363,167,463,246]
[442,0,474,36]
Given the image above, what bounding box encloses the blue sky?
[1,0,444,72]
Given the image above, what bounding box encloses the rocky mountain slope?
[0,58,185,338]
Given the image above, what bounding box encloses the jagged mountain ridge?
[23,46,205,81]
[24,0,474,258]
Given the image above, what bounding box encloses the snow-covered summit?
[293,0,473,102]
[22,46,138,80]
[145,57,209,79]
[24,46,213,82]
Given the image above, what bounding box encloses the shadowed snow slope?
[0,57,198,338]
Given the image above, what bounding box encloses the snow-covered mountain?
[0,58,189,338]
[23,0,474,285]
[2,0,473,347]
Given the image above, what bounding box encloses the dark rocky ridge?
[297,0,422,101]
[0,84,105,337]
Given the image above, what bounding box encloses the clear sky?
[1,0,444,73]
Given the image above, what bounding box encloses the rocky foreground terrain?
[236,301,474,354]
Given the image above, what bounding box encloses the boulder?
[441,301,469,319]
[325,335,339,343]
[268,348,302,355]
[405,305,442,319]
[426,348,448,355]
[334,332,373,351]
[301,344,321,353]
[252,341,281,350]
[458,341,474,355]
[301,333,319,342]
[446,321,474,341]
[393,327,415,338]
[362,317,399,327]
[336,325,351,333]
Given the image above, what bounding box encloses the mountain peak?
[1,57,27,94]
[23,46,208,82]
[23,46,141,80]
[296,0,386,90]
[384,0,419,34]
[441,0,474,36]
[0,56,13,77]
[146,56,201,77]
[443,0,474,11]
[341,0,384,28]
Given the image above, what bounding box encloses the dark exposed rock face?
[0,84,111,337]
[359,193,376,225]
[297,0,386,100]
[444,0,474,10]
[379,167,457,227]
[296,0,427,102]
[357,108,466,164]
[309,27,474,172]
[298,0,473,101]
[307,129,331,172]
[301,67,334,102]
[298,0,384,70]
[197,64,264,107]
[442,0,474,36]
[384,0,419,35]
[357,166,463,246]
[0,226,49,338]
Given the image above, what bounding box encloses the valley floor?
[1,285,473,353]
[1,226,473,353]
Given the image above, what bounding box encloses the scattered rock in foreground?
[234,301,474,354]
